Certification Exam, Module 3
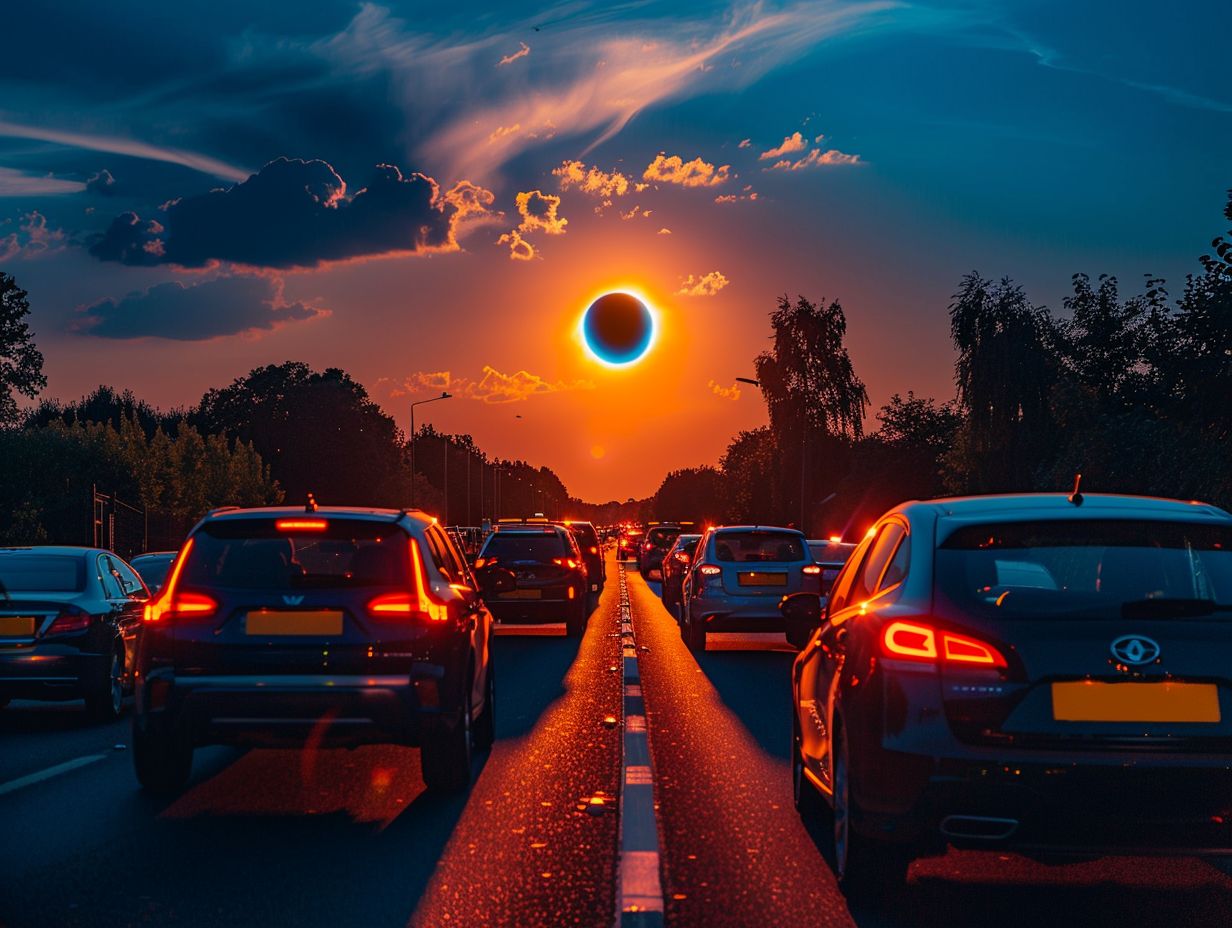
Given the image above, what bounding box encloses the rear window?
[182,521,409,591]
[570,524,600,549]
[936,519,1232,619]
[481,531,568,562]
[713,531,806,563]
[132,555,176,590]
[646,527,681,548]
[0,554,85,592]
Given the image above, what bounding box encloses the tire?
[831,719,912,901]
[683,607,706,653]
[421,685,473,793]
[565,598,587,638]
[85,643,125,721]
[473,667,495,752]
[785,620,813,651]
[133,718,193,795]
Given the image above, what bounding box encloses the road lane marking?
[615,563,666,928]
[0,753,107,798]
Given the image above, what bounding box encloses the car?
[0,545,147,718]
[474,523,590,637]
[617,527,642,562]
[565,520,606,595]
[787,492,1232,901]
[787,539,859,648]
[681,525,817,651]
[131,505,502,795]
[130,550,180,592]
[660,533,702,622]
[639,522,693,578]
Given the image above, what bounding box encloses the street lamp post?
[737,375,807,531]
[410,391,452,508]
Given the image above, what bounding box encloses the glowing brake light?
[276,519,327,531]
[698,564,721,576]
[828,535,842,543]
[674,551,691,564]
[802,564,822,575]
[881,620,1007,669]
[44,606,92,636]
[553,558,579,569]
[368,592,419,616]
[589,546,598,555]
[143,539,204,623]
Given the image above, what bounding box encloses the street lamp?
[410,391,452,508]
[737,375,808,531]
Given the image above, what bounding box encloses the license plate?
[738,572,787,587]
[501,589,542,599]
[0,616,37,636]
[246,610,343,636]
[1052,681,1221,723]
[647,568,662,580]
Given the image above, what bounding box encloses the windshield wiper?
[1120,598,1232,619]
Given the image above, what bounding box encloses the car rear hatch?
[478,531,574,601]
[934,517,1232,753]
[714,530,810,596]
[164,518,427,677]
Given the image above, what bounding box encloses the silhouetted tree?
[0,272,46,428]
[650,466,726,524]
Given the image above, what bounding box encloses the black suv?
[638,522,692,578]
[474,524,590,636]
[132,506,502,795]
[565,520,605,595]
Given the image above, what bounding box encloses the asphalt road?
[2,552,1230,928]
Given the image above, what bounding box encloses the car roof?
[201,505,435,528]
[0,545,99,557]
[132,550,178,558]
[712,525,806,534]
[491,524,566,534]
[897,493,1232,522]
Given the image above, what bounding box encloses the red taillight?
[881,620,1006,669]
[674,552,691,564]
[276,519,327,531]
[552,558,579,569]
[643,542,653,551]
[44,608,91,636]
[143,539,195,623]
[368,592,421,616]
[802,564,822,575]
[170,592,217,618]
[589,546,598,555]
[698,564,721,576]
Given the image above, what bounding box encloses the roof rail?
[206,506,240,517]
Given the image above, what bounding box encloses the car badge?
[283,595,305,606]
[1110,634,1160,666]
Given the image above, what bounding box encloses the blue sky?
[1,1,1228,499]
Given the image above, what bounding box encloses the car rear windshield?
[0,554,85,592]
[936,519,1232,619]
[132,555,175,589]
[714,531,806,563]
[182,521,410,591]
[570,524,600,549]
[482,532,568,562]
[646,527,681,548]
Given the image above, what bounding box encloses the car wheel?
[785,620,812,651]
[683,608,706,653]
[473,666,496,752]
[421,684,473,793]
[132,718,193,795]
[831,719,911,900]
[86,643,125,721]
[565,597,587,638]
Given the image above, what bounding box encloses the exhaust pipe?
[940,815,1019,841]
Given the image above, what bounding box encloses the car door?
[106,556,149,677]
[430,525,491,714]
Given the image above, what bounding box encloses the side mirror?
[780,592,823,627]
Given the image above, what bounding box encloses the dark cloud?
[75,273,327,340]
[88,157,489,269]
[85,169,116,195]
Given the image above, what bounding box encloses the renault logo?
[282,595,304,606]
[1110,634,1160,665]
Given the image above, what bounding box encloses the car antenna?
[305,492,318,513]
[1068,472,1084,506]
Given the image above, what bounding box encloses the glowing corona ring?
[579,291,657,368]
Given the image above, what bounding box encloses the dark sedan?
[660,533,701,622]
[0,546,147,718]
[130,551,179,592]
[788,493,1232,901]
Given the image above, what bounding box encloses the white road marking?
[615,563,666,927]
[0,753,107,798]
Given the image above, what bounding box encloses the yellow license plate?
[738,572,787,587]
[1052,681,1221,723]
[0,616,37,636]
[246,610,343,636]
[501,589,542,599]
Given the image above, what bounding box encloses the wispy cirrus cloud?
[0,166,85,197]
[497,41,530,67]
[320,2,902,182]
[387,366,594,404]
[677,271,730,297]
[0,119,249,181]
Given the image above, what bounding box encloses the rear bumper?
[135,664,456,748]
[693,594,787,632]
[0,647,107,700]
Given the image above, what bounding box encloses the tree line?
[649,189,1232,538]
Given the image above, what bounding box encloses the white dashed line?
[0,753,107,798]
[615,563,666,928]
